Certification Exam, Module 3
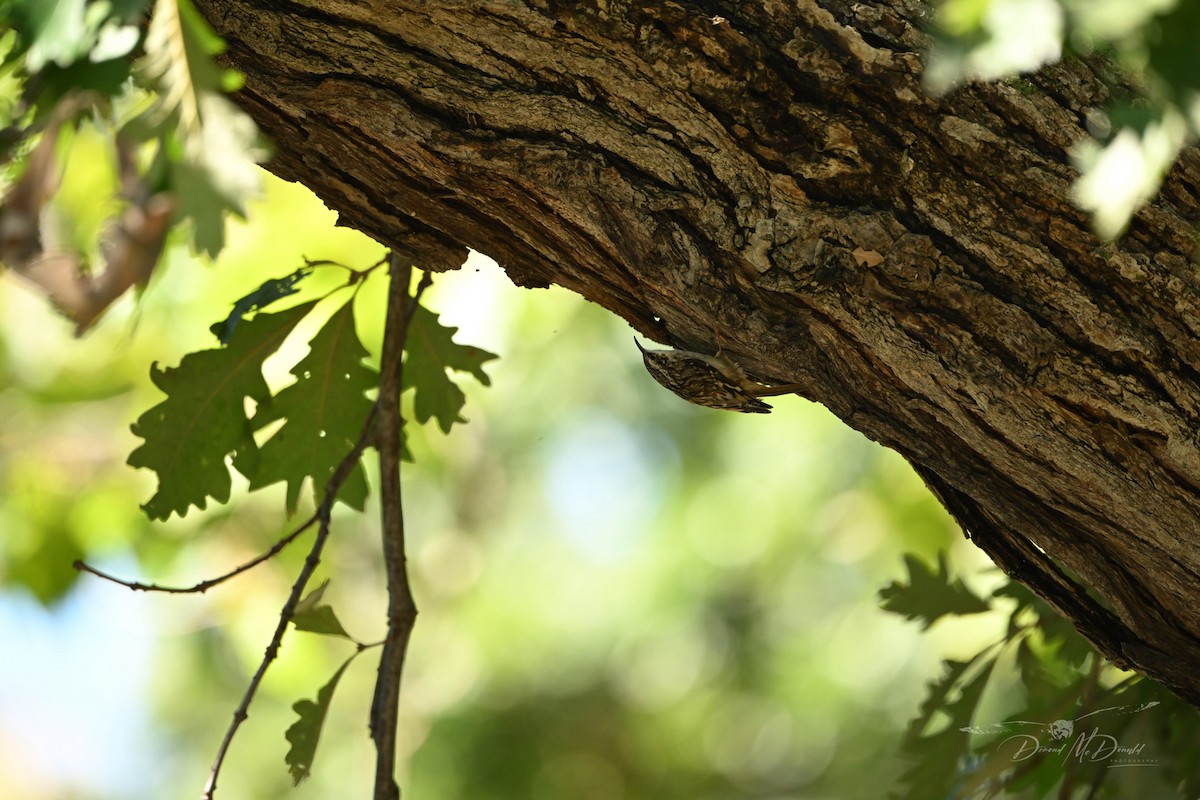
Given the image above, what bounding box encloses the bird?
[634,338,804,413]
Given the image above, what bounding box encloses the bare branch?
[368,255,422,800]
[74,512,318,594]
[202,402,379,800]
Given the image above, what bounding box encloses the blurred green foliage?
[888,562,1200,800]
[0,0,265,256]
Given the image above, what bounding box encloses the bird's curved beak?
[634,337,648,354]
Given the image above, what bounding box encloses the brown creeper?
[635,338,803,413]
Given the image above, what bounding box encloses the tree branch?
[192,0,1200,699]
[368,255,423,799]
[201,403,379,800]
[73,512,318,593]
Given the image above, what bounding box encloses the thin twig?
[368,255,423,800]
[408,270,433,316]
[201,513,334,800]
[202,403,379,800]
[73,512,318,593]
[302,253,389,282]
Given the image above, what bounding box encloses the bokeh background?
[0,149,1007,799]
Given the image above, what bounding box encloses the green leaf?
[137,0,266,256]
[21,0,89,70]
[214,265,313,345]
[293,605,352,640]
[1148,0,1200,99]
[247,301,376,514]
[404,304,498,433]
[89,17,141,62]
[292,580,353,640]
[892,655,998,800]
[140,0,225,144]
[996,579,1095,668]
[878,552,990,630]
[127,301,316,520]
[284,656,354,785]
[902,655,978,747]
[168,93,267,257]
[294,579,331,615]
[33,57,134,109]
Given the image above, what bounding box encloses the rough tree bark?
[192,0,1200,705]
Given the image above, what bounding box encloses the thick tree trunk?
[194,0,1200,705]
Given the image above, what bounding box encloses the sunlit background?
[0,159,1006,799]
